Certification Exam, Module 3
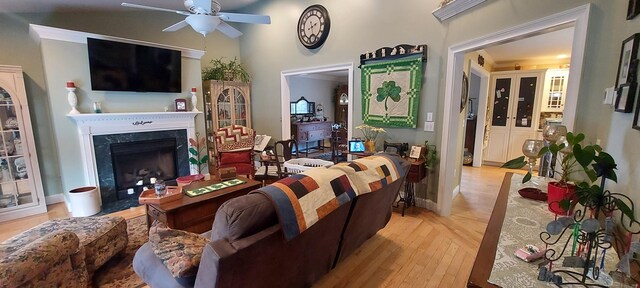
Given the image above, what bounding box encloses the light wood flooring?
[0,165,517,287]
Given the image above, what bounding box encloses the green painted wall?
[237,0,639,204]
[0,12,241,197]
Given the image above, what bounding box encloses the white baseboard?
[45,193,65,205]
[416,197,437,212]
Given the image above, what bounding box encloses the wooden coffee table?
[144,177,261,233]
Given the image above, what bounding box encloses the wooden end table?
[144,177,261,233]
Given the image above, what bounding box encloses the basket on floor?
[283,158,334,174]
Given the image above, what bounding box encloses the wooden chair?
[214,125,256,178]
[254,139,298,186]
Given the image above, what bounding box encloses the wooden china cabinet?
[203,80,251,157]
[0,65,46,221]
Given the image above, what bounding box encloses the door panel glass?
[491,78,511,127]
[514,76,537,128]
[216,90,232,128]
[233,88,247,126]
[0,85,31,209]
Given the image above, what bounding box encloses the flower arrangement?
[356,124,385,141]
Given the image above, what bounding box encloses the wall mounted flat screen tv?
[87,38,182,93]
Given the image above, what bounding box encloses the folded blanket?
[252,167,358,240]
[330,154,403,194]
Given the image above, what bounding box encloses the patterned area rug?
[93,216,147,287]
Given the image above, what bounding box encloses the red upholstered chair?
[215,125,256,178]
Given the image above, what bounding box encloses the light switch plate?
[603,87,615,105]
[424,121,435,132]
[426,112,433,122]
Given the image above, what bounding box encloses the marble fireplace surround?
[67,112,201,206]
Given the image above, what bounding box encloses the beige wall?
[237,0,639,206]
[0,12,241,197]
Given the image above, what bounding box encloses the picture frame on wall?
[615,82,636,113]
[629,0,640,20]
[616,33,640,88]
[633,95,640,130]
[460,72,469,113]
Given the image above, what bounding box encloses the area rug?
[93,216,147,287]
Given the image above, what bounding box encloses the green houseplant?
[202,57,250,83]
[423,141,438,170]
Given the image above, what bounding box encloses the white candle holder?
[191,91,199,112]
[67,87,80,114]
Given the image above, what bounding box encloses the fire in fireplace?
[110,138,177,199]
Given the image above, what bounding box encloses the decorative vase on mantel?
[365,140,376,153]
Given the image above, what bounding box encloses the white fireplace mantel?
[67,111,202,189]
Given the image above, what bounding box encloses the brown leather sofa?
[134,154,410,288]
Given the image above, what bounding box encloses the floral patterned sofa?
[0,216,128,288]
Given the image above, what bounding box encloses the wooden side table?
[396,158,426,216]
[145,177,261,233]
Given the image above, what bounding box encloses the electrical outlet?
[424,121,435,132]
[426,112,433,122]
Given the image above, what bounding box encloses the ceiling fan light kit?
[186,14,221,36]
[122,0,270,38]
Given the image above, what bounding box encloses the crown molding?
[29,24,205,60]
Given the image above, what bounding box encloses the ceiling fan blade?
[163,20,189,32]
[121,3,191,16]
[216,21,243,38]
[218,12,271,24]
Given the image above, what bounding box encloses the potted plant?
[502,132,588,214]
[202,57,251,83]
[423,141,438,170]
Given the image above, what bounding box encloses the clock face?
[298,5,330,49]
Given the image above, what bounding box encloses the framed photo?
[175,98,187,112]
[629,0,640,20]
[615,82,636,113]
[409,145,425,160]
[615,34,640,88]
[634,94,640,130]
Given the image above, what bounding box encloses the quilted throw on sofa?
[253,154,403,240]
[330,154,403,194]
[253,167,357,240]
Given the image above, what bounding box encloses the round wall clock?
[297,4,330,49]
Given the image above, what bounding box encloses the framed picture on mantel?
[175,98,187,112]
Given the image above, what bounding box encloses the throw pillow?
[219,150,251,164]
[148,220,209,278]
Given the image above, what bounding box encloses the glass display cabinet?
[0,65,46,221]
[203,80,251,157]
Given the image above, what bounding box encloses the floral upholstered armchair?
[214,125,256,178]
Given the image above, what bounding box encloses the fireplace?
[111,138,177,200]
[67,112,200,214]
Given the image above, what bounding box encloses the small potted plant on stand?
[503,132,588,214]
[202,57,250,83]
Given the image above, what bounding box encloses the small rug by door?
[93,216,148,287]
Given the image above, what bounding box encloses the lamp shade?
[186,15,221,36]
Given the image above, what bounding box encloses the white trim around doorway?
[280,63,355,142]
[438,4,591,216]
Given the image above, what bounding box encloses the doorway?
[280,63,354,153]
[439,5,591,216]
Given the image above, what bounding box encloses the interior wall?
[0,12,241,197]
[237,0,638,208]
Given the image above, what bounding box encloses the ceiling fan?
[121,0,271,38]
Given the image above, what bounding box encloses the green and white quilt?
[361,56,423,128]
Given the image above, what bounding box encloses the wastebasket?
[69,186,101,217]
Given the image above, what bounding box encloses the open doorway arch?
[280,63,354,143]
[438,4,591,216]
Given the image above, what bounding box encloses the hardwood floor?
[0,165,518,287]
